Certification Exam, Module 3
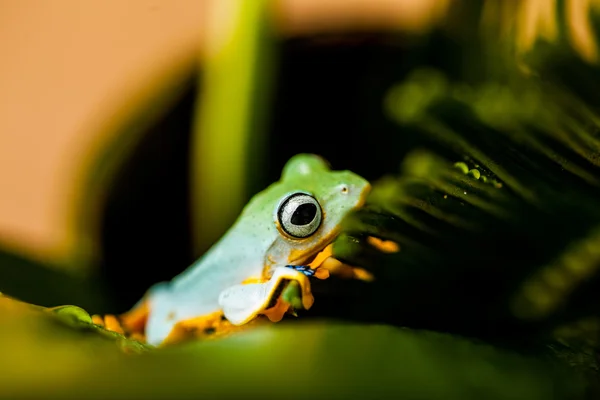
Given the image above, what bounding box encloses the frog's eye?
[278,193,322,239]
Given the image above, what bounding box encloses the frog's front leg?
[218,266,324,325]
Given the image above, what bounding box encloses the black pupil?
[291,203,317,225]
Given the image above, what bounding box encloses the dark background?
[96,33,470,313]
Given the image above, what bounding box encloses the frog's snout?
[355,181,371,208]
[341,177,371,210]
[360,180,372,198]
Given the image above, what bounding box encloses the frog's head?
[264,154,371,268]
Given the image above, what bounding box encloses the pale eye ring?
[277,193,322,238]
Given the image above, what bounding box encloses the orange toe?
[129,332,146,343]
[262,297,292,322]
[91,314,105,326]
[367,236,400,253]
[103,314,125,335]
[313,268,330,280]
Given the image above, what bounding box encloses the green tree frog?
[98,154,370,346]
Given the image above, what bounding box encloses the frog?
[95,154,371,346]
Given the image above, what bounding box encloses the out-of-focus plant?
[316,1,600,393]
[0,297,586,400]
[191,0,277,255]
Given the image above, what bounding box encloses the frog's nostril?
[341,185,349,194]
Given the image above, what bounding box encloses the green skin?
[143,154,371,346]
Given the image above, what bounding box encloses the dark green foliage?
[305,14,600,395]
[0,251,109,311]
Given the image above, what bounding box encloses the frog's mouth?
[288,232,338,269]
[300,251,322,266]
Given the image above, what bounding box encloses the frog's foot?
[261,279,305,321]
[218,266,317,326]
[91,300,149,342]
[319,257,376,282]
[366,236,400,253]
[310,243,376,282]
[119,299,150,336]
[91,314,126,334]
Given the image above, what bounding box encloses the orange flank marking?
[161,311,268,346]
[367,236,400,253]
[161,310,224,346]
[242,276,265,284]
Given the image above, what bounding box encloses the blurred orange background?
[0,1,206,267]
[0,0,448,270]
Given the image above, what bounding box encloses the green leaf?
[0,307,586,400]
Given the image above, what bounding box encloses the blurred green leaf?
[191,0,277,255]
[0,306,586,400]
